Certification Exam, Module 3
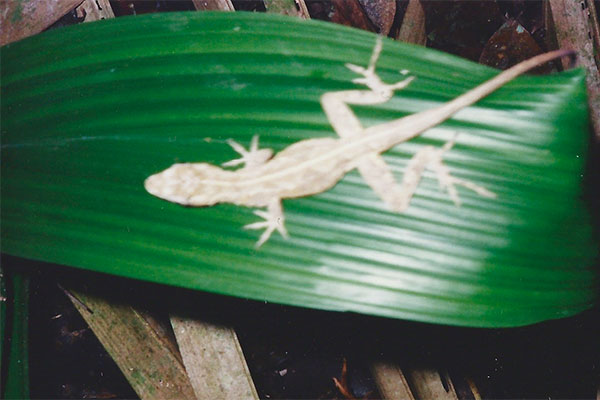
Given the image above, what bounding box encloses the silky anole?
[145,37,572,247]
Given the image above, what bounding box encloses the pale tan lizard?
[145,37,572,247]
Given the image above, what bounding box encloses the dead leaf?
[1,0,84,45]
[479,19,551,73]
[192,0,235,11]
[396,0,426,45]
[328,0,377,32]
[264,0,310,19]
[76,0,115,22]
[333,358,356,399]
[357,0,396,35]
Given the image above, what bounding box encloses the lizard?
[144,37,573,247]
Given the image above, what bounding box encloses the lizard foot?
[390,134,496,212]
[244,199,289,248]
[426,136,497,206]
[345,36,414,96]
[222,135,273,170]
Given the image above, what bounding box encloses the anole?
[145,37,572,247]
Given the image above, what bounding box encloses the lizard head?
[144,162,232,206]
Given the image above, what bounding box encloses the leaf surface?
[1,12,597,327]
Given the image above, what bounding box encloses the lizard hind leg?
[222,135,273,170]
[244,198,289,248]
[398,135,496,210]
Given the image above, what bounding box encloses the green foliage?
[1,12,597,327]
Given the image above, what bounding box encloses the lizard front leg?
[321,36,414,138]
[244,198,288,248]
[344,36,415,102]
[222,137,287,247]
[222,135,273,170]
[320,36,415,211]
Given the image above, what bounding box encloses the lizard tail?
[362,49,577,150]
[431,49,577,120]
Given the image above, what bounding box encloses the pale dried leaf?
[370,361,416,400]
[264,0,309,19]
[192,0,235,11]
[405,369,459,400]
[76,0,114,22]
[68,290,196,400]
[170,316,259,400]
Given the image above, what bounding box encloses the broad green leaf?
[1,12,597,327]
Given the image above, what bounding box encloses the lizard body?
[147,137,351,208]
[145,38,572,247]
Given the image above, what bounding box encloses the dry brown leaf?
[357,0,396,35]
[1,0,84,45]
[333,358,356,399]
[479,19,551,73]
[329,0,377,32]
[396,0,426,45]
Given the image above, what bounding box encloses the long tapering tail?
[431,49,576,119]
[362,49,577,150]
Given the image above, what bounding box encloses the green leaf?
[1,12,597,327]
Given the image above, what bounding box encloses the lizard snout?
[144,163,195,204]
[144,163,230,206]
